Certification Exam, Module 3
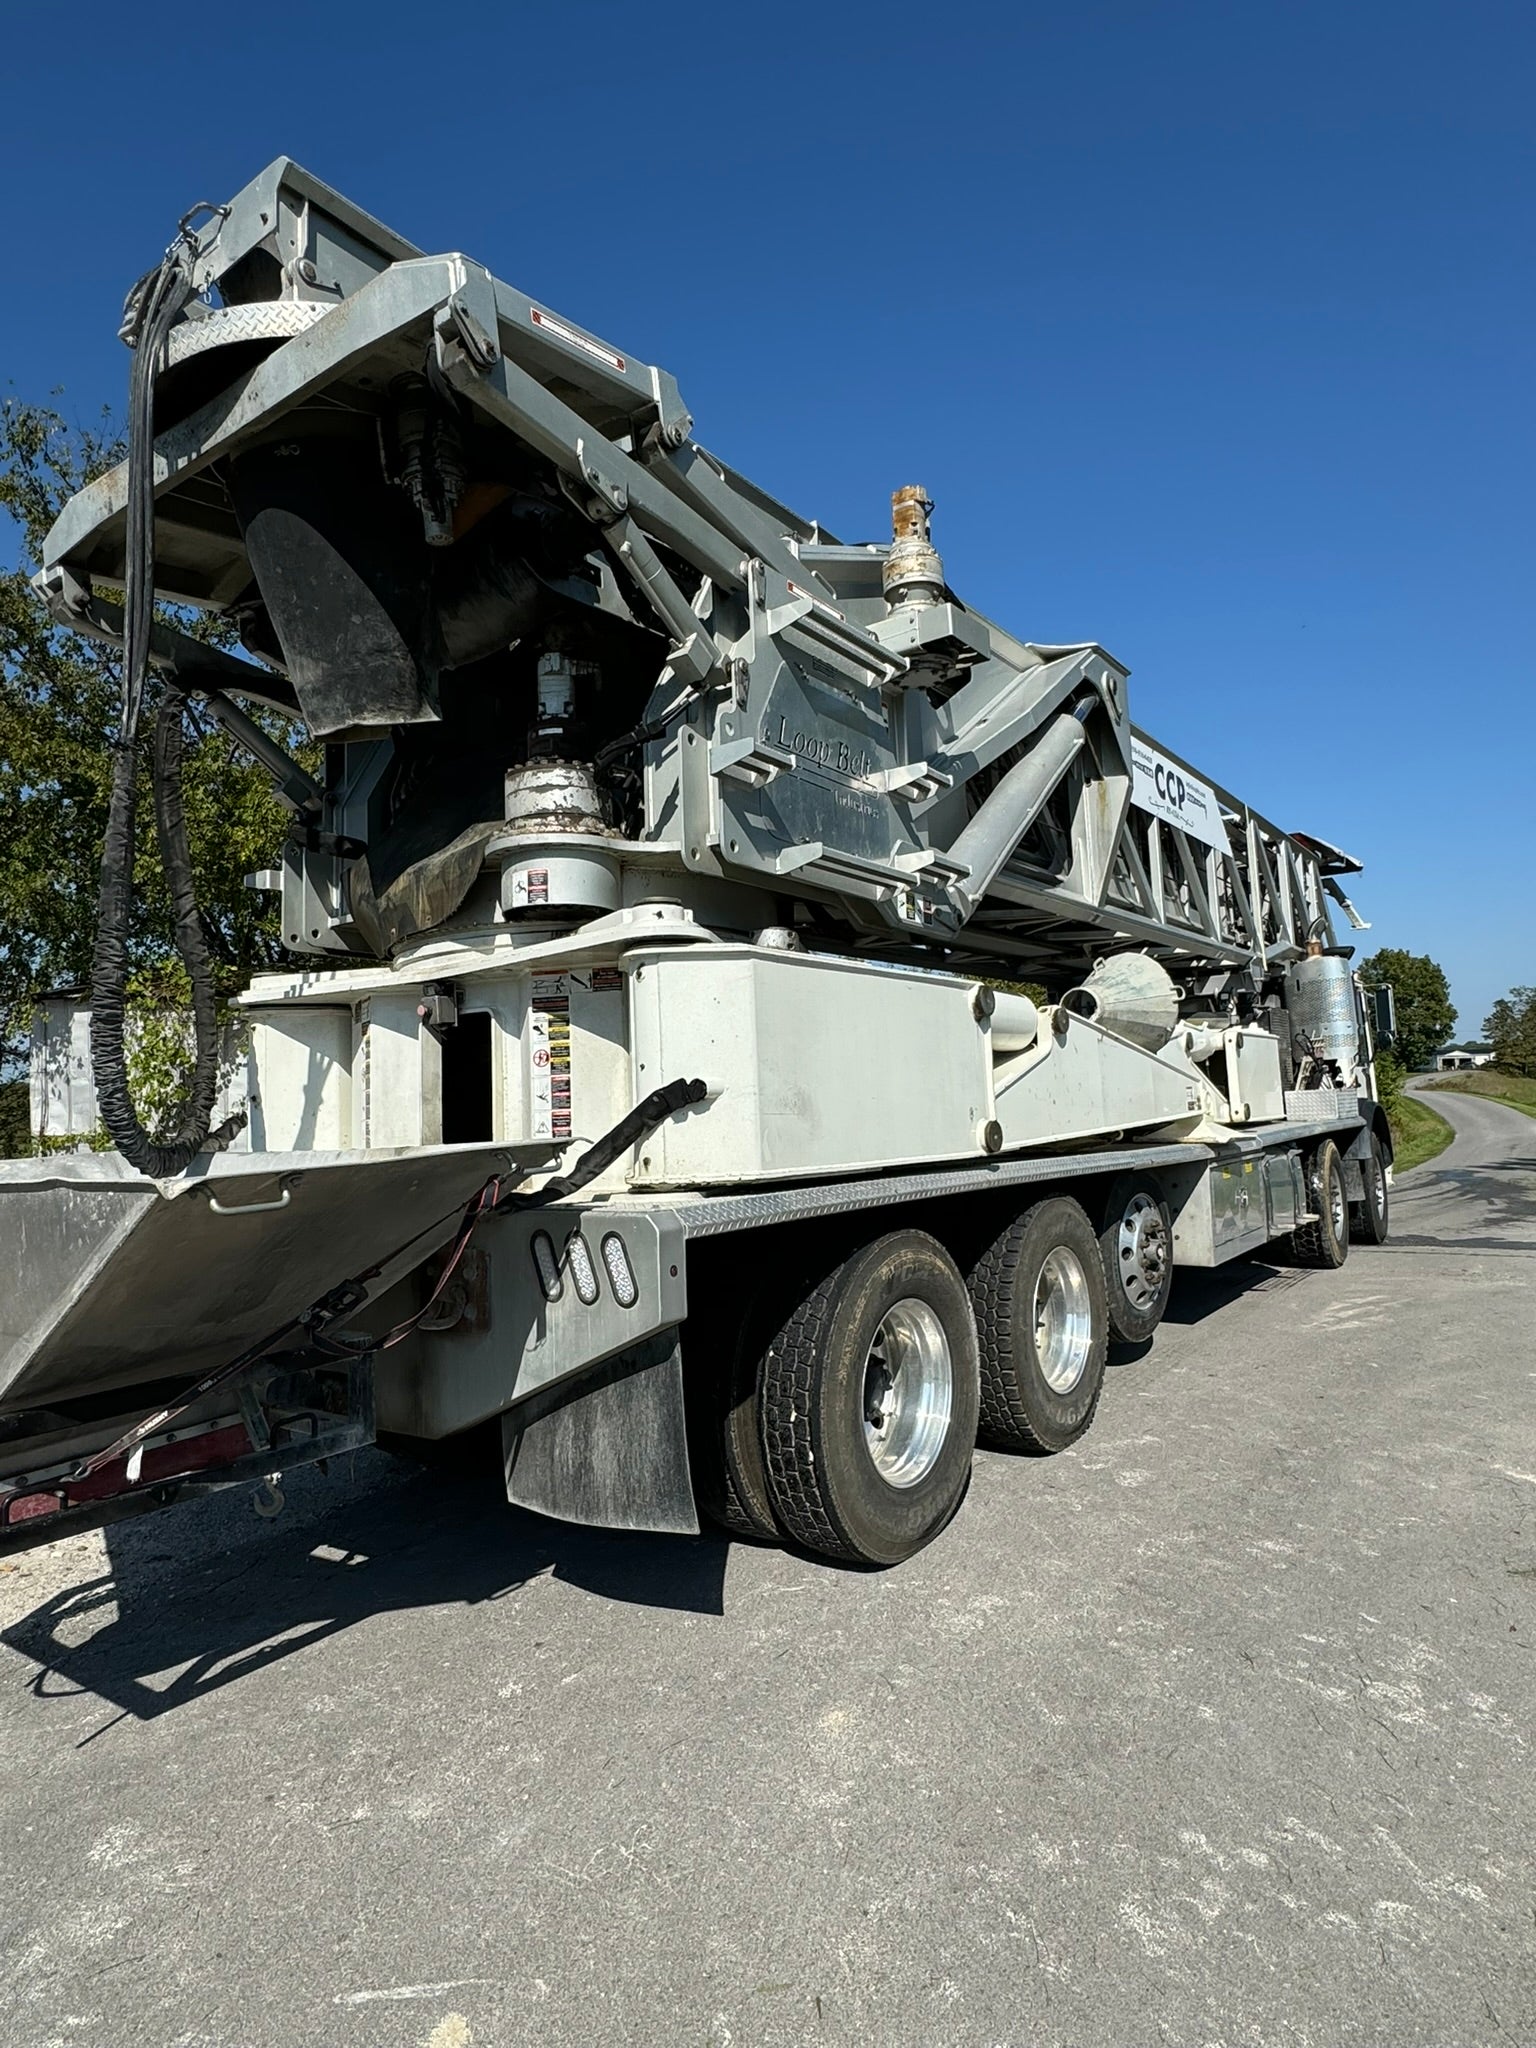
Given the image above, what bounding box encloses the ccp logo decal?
[1131,738,1229,852]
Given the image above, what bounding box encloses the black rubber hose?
[89,739,149,1162]
[495,1076,707,1212]
[90,227,244,1176]
[152,694,240,1151]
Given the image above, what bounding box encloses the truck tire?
[1290,1139,1350,1267]
[1351,1134,1390,1246]
[758,1229,980,1566]
[686,1277,782,1542]
[1097,1174,1174,1343]
[967,1196,1109,1453]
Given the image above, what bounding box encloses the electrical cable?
[315,1174,503,1358]
[593,701,692,772]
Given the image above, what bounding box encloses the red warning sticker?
[530,306,626,373]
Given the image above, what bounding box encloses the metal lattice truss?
[958,728,1352,984]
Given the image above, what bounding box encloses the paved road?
[2,1093,1532,2048]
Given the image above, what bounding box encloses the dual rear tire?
[690,1231,980,1561]
[757,1230,980,1566]
[969,1197,1111,1453]
[694,1196,1120,1565]
[692,1136,1370,1563]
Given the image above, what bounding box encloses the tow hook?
[253,1473,286,1519]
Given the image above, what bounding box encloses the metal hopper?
[0,1141,546,1415]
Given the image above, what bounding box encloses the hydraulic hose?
[91,209,244,1176]
[494,1076,707,1211]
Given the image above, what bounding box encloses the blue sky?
[2,0,1531,1035]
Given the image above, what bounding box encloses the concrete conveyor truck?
[0,162,1398,1566]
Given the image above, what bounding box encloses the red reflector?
[3,1491,65,1527]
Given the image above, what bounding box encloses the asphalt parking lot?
[2,1083,1531,2048]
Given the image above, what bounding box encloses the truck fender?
[1348,1100,1394,1169]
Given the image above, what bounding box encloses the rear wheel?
[1351,1134,1390,1246]
[1291,1139,1350,1268]
[685,1273,782,1542]
[967,1196,1109,1453]
[1097,1174,1174,1342]
[758,1229,980,1566]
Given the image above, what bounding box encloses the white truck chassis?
[0,160,1397,1566]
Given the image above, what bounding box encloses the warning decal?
[510,866,550,908]
[529,974,572,1142]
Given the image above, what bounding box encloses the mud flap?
[502,1329,698,1535]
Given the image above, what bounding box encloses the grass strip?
[1422,1070,1536,1120]
[1390,1093,1455,1174]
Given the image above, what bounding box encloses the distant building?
[1433,1042,1495,1072]
[29,993,247,1149]
[29,992,96,1145]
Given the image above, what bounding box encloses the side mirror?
[1367,983,1397,1049]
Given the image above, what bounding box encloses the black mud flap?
[502,1330,698,1535]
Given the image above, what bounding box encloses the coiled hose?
[90,210,245,1176]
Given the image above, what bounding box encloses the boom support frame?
[41,158,1346,991]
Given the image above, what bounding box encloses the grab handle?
[206,1185,293,1217]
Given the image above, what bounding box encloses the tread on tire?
[1351,1134,1390,1246]
[758,1228,980,1567]
[1290,1138,1350,1268]
[967,1195,1110,1454]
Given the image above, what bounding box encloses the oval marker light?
[600,1233,638,1308]
[531,1230,563,1301]
[566,1233,600,1305]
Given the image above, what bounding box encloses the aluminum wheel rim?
[1329,1174,1346,1238]
[1115,1193,1168,1313]
[1034,1247,1094,1393]
[862,1297,953,1488]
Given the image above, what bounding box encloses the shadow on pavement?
[0,1457,729,1730]
[1155,1258,1296,1328]
[1390,1141,1536,1247]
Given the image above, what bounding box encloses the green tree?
[1484,985,1536,1077]
[1358,948,1456,1073]
[0,1076,29,1155]
[0,396,300,1149]
[1373,1046,1405,1118]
